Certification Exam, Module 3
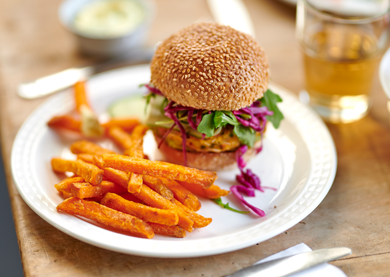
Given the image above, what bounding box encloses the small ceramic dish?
[59,0,155,57]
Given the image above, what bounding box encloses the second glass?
[296,0,390,123]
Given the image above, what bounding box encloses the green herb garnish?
[214,111,238,128]
[197,111,256,147]
[144,93,156,114]
[260,89,284,129]
[160,97,168,115]
[233,124,256,148]
[197,113,215,137]
[213,198,250,214]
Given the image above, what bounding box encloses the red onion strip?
[187,110,198,130]
[231,186,265,217]
[157,123,176,148]
[145,84,164,96]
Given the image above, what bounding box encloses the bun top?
[150,23,269,111]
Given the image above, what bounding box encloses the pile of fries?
[48,81,229,239]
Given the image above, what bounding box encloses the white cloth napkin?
[254,243,347,277]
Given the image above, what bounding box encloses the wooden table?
[1,0,390,276]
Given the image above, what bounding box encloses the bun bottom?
[155,135,261,171]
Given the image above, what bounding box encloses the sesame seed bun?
[150,22,269,111]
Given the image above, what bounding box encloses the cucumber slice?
[146,95,170,127]
[109,94,207,139]
[108,95,148,123]
[145,96,205,139]
[186,128,204,139]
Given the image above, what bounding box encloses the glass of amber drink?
[296,0,390,123]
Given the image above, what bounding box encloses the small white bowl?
[59,0,155,57]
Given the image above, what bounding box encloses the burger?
[144,22,283,171]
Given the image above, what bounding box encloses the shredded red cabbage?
[187,110,197,130]
[231,186,265,217]
[236,145,248,170]
[235,137,278,215]
[146,86,205,166]
[157,123,175,148]
[232,101,273,133]
[196,110,203,125]
[145,84,164,96]
[163,101,189,165]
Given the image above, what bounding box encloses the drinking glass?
[296,0,390,123]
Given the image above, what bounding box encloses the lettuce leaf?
[197,113,215,137]
[233,124,256,148]
[260,89,284,129]
[214,111,238,128]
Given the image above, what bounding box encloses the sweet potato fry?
[74,81,104,137]
[179,181,229,199]
[93,155,106,169]
[148,223,186,238]
[70,140,115,155]
[119,192,143,204]
[142,175,174,200]
[77,153,94,164]
[101,193,179,226]
[85,195,105,203]
[132,124,149,139]
[107,126,133,150]
[102,166,142,194]
[102,167,129,189]
[172,199,212,228]
[74,80,91,112]
[121,125,149,193]
[102,118,140,133]
[54,176,84,197]
[124,148,143,159]
[158,177,201,211]
[51,158,104,185]
[123,124,149,158]
[128,172,143,193]
[132,185,193,232]
[62,191,74,199]
[57,197,154,239]
[100,154,217,188]
[71,181,126,199]
[47,115,81,132]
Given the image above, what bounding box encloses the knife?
[207,0,256,37]
[227,247,352,277]
[17,47,154,99]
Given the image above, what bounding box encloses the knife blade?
[17,47,154,99]
[207,0,256,37]
[227,247,352,277]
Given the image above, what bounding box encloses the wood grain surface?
[1,0,390,276]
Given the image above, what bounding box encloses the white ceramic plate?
[11,64,336,258]
[380,47,390,100]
